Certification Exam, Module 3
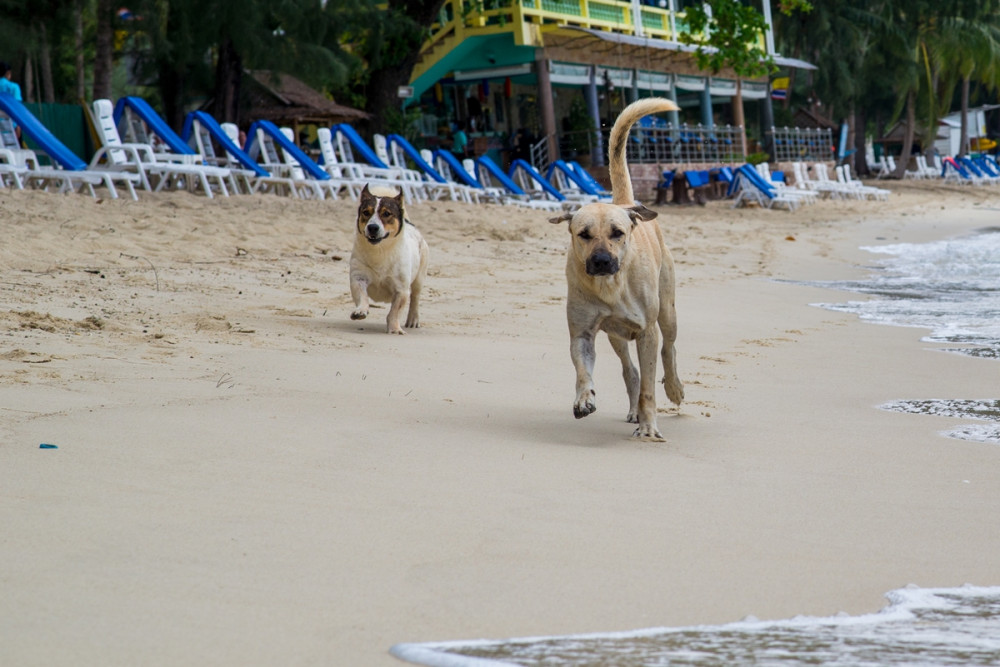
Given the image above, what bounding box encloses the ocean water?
[806,226,1000,444]
[390,229,1000,667]
[391,585,1000,666]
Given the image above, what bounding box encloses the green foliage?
[746,151,771,165]
[679,0,775,79]
[564,97,593,154]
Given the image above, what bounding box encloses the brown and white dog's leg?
[350,275,370,320]
[570,332,598,418]
[386,292,409,334]
[608,335,640,423]
[633,327,665,441]
[405,281,421,329]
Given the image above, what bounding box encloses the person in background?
[0,61,22,101]
[451,120,469,158]
[0,61,23,141]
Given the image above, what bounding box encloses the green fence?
[22,102,96,164]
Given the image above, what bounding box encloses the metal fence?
[557,124,746,167]
[766,127,834,163]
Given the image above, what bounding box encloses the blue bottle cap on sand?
[39,443,58,449]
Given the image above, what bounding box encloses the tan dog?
[350,184,429,334]
[549,98,684,441]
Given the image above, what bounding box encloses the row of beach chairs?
[0,94,614,211]
[659,160,891,212]
[872,152,1000,185]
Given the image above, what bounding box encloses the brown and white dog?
[350,185,429,334]
[549,98,684,441]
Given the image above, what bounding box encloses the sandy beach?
[2,180,999,665]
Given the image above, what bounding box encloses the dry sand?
[1,180,999,665]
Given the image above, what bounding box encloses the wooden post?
[535,54,558,165]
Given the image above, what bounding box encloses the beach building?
[403,0,816,177]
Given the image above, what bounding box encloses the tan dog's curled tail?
[608,98,680,205]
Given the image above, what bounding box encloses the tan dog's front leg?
[632,328,665,441]
[386,291,409,334]
[350,275,370,320]
[570,332,597,418]
[609,335,640,423]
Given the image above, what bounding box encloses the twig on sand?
[120,252,160,291]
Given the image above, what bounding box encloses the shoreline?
[1,183,999,665]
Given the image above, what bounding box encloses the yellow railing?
[428,0,687,47]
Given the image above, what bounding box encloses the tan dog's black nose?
[586,251,618,276]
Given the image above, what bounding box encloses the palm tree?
[930,12,1000,157]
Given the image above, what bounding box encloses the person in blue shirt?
[0,62,22,101]
[451,120,469,158]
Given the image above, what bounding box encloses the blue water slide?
[431,149,482,189]
[113,96,195,155]
[245,119,330,181]
[0,93,87,170]
[331,123,390,169]
[546,159,608,198]
[385,134,446,183]
[508,159,565,201]
[474,155,526,195]
[180,111,268,177]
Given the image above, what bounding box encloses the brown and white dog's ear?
[360,184,373,203]
[625,203,658,224]
[549,213,574,225]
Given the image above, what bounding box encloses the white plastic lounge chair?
[836,164,890,200]
[90,99,230,198]
[181,111,311,197]
[0,99,139,199]
[728,164,799,211]
[329,124,425,201]
[373,133,427,193]
[508,158,581,210]
[756,163,817,205]
[472,155,563,211]
[384,132,475,203]
[243,121,341,200]
[810,163,858,198]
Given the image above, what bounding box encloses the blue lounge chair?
[182,111,318,197]
[728,164,800,210]
[385,134,475,202]
[472,155,562,211]
[567,160,612,198]
[328,124,426,200]
[941,157,982,185]
[244,119,342,199]
[508,158,582,208]
[0,93,140,198]
[545,160,611,200]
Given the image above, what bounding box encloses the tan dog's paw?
[663,377,685,405]
[626,410,639,424]
[405,316,419,328]
[632,424,665,442]
[573,390,596,419]
[387,325,405,335]
[351,309,368,320]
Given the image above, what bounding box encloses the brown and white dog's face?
[357,184,405,246]
[550,203,658,276]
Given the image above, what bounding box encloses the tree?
[930,11,1000,157]
[123,0,356,130]
[347,0,446,133]
[679,0,808,157]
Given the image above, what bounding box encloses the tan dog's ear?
[549,213,573,225]
[625,203,658,224]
